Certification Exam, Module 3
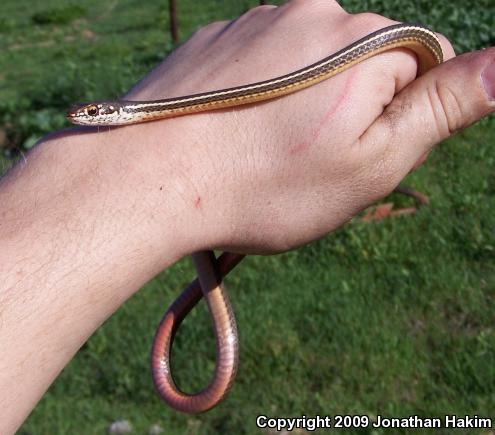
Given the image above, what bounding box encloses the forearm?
[0,123,202,432]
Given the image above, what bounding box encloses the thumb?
[361,47,495,184]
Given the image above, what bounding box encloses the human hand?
[121,0,492,255]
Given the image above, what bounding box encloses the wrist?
[32,121,214,277]
[75,114,231,258]
[116,112,240,253]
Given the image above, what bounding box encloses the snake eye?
[87,105,98,116]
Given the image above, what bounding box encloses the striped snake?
[67,23,443,413]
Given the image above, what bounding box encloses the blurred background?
[1,0,494,434]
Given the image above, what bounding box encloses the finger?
[360,47,495,187]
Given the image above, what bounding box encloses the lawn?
[1,0,494,434]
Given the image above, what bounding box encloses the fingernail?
[482,59,495,101]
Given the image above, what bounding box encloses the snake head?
[66,102,123,125]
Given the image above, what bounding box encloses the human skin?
[1,0,494,432]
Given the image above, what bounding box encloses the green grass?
[1,0,494,434]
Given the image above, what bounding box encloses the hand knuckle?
[349,12,396,28]
[284,0,344,16]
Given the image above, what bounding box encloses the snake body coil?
[67,23,443,413]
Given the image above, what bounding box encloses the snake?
[66,23,443,413]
